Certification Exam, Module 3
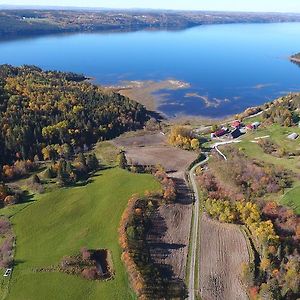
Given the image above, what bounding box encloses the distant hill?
[1,9,300,38]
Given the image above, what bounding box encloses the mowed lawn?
[4,168,160,300]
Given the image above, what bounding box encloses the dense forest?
[0,65,148,173]
[1,10,300,38]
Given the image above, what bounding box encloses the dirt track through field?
[198,213,249,300]
[113,132,197,283]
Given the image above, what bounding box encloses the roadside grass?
[2,168,160,300]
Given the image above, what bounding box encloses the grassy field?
[0,168,160,300]
[281,185,300,214]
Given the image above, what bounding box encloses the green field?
[0,168,160,300]
[236,124,300,171]
[281,185,300,214]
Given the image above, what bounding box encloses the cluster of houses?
[211,120,261,140]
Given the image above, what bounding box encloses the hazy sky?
[1,0,300,13]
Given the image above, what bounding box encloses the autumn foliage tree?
[168,125,200,150]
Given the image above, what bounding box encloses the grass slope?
[235,124,300,211]
[281,186,300,214]
[3,168,159,300]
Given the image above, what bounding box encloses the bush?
[81,247,92,261]
[81,267,99,280]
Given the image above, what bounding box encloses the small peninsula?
[290,52,300,63]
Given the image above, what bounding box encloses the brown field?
[198,213,249,300]
[113,132,197,179]
[113,132,197,282]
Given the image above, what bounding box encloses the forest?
[0,64,148,180]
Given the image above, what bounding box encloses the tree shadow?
[73,178,95,187]
[20,191,35,204]
[13,259,25,267]
[173,177,193,205]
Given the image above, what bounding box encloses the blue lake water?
[1,22,300,118]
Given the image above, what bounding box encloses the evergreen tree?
[117,151,128,169]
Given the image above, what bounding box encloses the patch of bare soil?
[113,132,197,285]
[198,213,249,300]
[113,132,197,178]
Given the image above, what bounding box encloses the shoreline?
[108,79,191,112]
[106,79,233,123]
[103,79,256,124]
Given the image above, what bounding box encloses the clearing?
[2,168,160,300]
[198,214,250,300]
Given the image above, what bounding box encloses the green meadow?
[0,168,159,300]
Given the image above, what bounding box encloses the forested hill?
[0,65,148,165]
[1,10,300,38]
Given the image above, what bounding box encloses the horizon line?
[0,4,300,14]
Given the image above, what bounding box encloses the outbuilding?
[252,121,261,129]
[230,128,242,139]
[211,129,227,138]
[287,133,299,140]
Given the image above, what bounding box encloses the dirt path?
[198,214,249,300]
[113,132,197,284]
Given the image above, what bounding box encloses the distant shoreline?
[1,9,300,40]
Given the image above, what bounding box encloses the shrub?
[81,267,99,280]
[81,247,92,261]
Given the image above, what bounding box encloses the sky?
[1,0,300,13]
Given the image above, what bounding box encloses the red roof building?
[246,124,254,130]
[232,120,241,128]
[214,129,226,137]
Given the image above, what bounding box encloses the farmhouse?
[232,120,241,128]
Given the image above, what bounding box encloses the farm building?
[246,124,254,131]
[252,122,260,129]
[231,120,241,128]
[287,133,299,140]
[211,129,227,138]
[230,128,242,139]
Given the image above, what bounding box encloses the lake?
[1,22,300,118]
